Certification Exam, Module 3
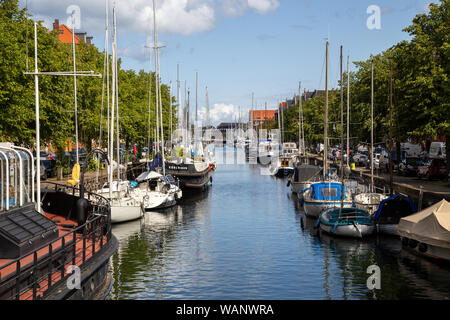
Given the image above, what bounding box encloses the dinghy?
[316,207,375,238]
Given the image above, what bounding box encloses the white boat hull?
[131,186,182,210]
[110,200,144,224]
[320,222,374,238]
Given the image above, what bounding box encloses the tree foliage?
[0,0,176,155]
[279,0,448,158]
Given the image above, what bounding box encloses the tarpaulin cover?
[373,195,417,223]
[398,199,450,249]
[310,182,346,201]
[293,165,321,182]
[149,153,163,171]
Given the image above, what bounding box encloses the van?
[429,142,446,159]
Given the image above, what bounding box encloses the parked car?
[365,153,381,169]
[353,153,368,166]
[41,159,56,179]
[417,159,431,179]
[418,158,447,180]
[398,157,420,176]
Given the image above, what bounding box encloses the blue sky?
[22,0,432,125]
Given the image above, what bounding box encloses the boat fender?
[287,180,291,187]
[418,243,428,253]
[314,218,321,229]
[210,176,213,184]
[401,237,409,246]
[75,197,89,225]
[299,198,305,207]
[408,238,418,249]
[330,223,338,234]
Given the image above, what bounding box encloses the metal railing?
[0,182,112,300]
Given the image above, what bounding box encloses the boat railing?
[0,182,112,300]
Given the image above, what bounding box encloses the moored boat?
[303,182,353,218]
[131,170,182,210]
[316,207,375,238]
[398,199,450,262]
[287,164,321,197]
[354,192,389,216]
[0,143,118,300]
[373,195,417,236]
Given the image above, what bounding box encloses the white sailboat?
[303,42,352,218]
[103,3,143,224]
[353,59,388,215]
[129,0,183,207]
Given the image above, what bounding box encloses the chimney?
[53,19,60,31]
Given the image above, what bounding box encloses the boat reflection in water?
[108,189,211,300]
[106,159,450,300]
[298,210,450,299]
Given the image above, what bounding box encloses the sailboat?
[128,0,182,208]
[353,59,388,214]
[303,42,353,218]
[316,46,374,238]
[288,82,322,196]
[98,3,143,224]
[165,70,214,190]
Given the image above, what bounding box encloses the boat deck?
[0,212,106,300]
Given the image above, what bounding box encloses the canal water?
[107,150,450,300]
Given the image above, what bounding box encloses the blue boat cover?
[373,195,417,221]
[149,153,163,171]
[310,182,346,201]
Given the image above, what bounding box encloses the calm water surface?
[107,151,450,300]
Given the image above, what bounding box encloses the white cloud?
[22,0,215,36]
[247,0,279,15]
[219,0,280,17]
[197,103,242,126]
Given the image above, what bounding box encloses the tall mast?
[153,0,160,154]
[106,0,110,156]
[195,71,198,125]
[346,55,350,166]
[339,45,344,214]
[298,82,302,156]
[71,14,79,164]
[251,92,254,131]
[339,45,344,181]
[153,0,165,175]
[169,81,173,147]
[114,8,120,180]
[281,101,284,143]
[109,7,116,199]
[371,59,374,192]
[147,48,152,163]
[205,86,210,128]
[33,22,41,213]
[177,64,182,133]
[389,62,394,195]
[323,41,329,179]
